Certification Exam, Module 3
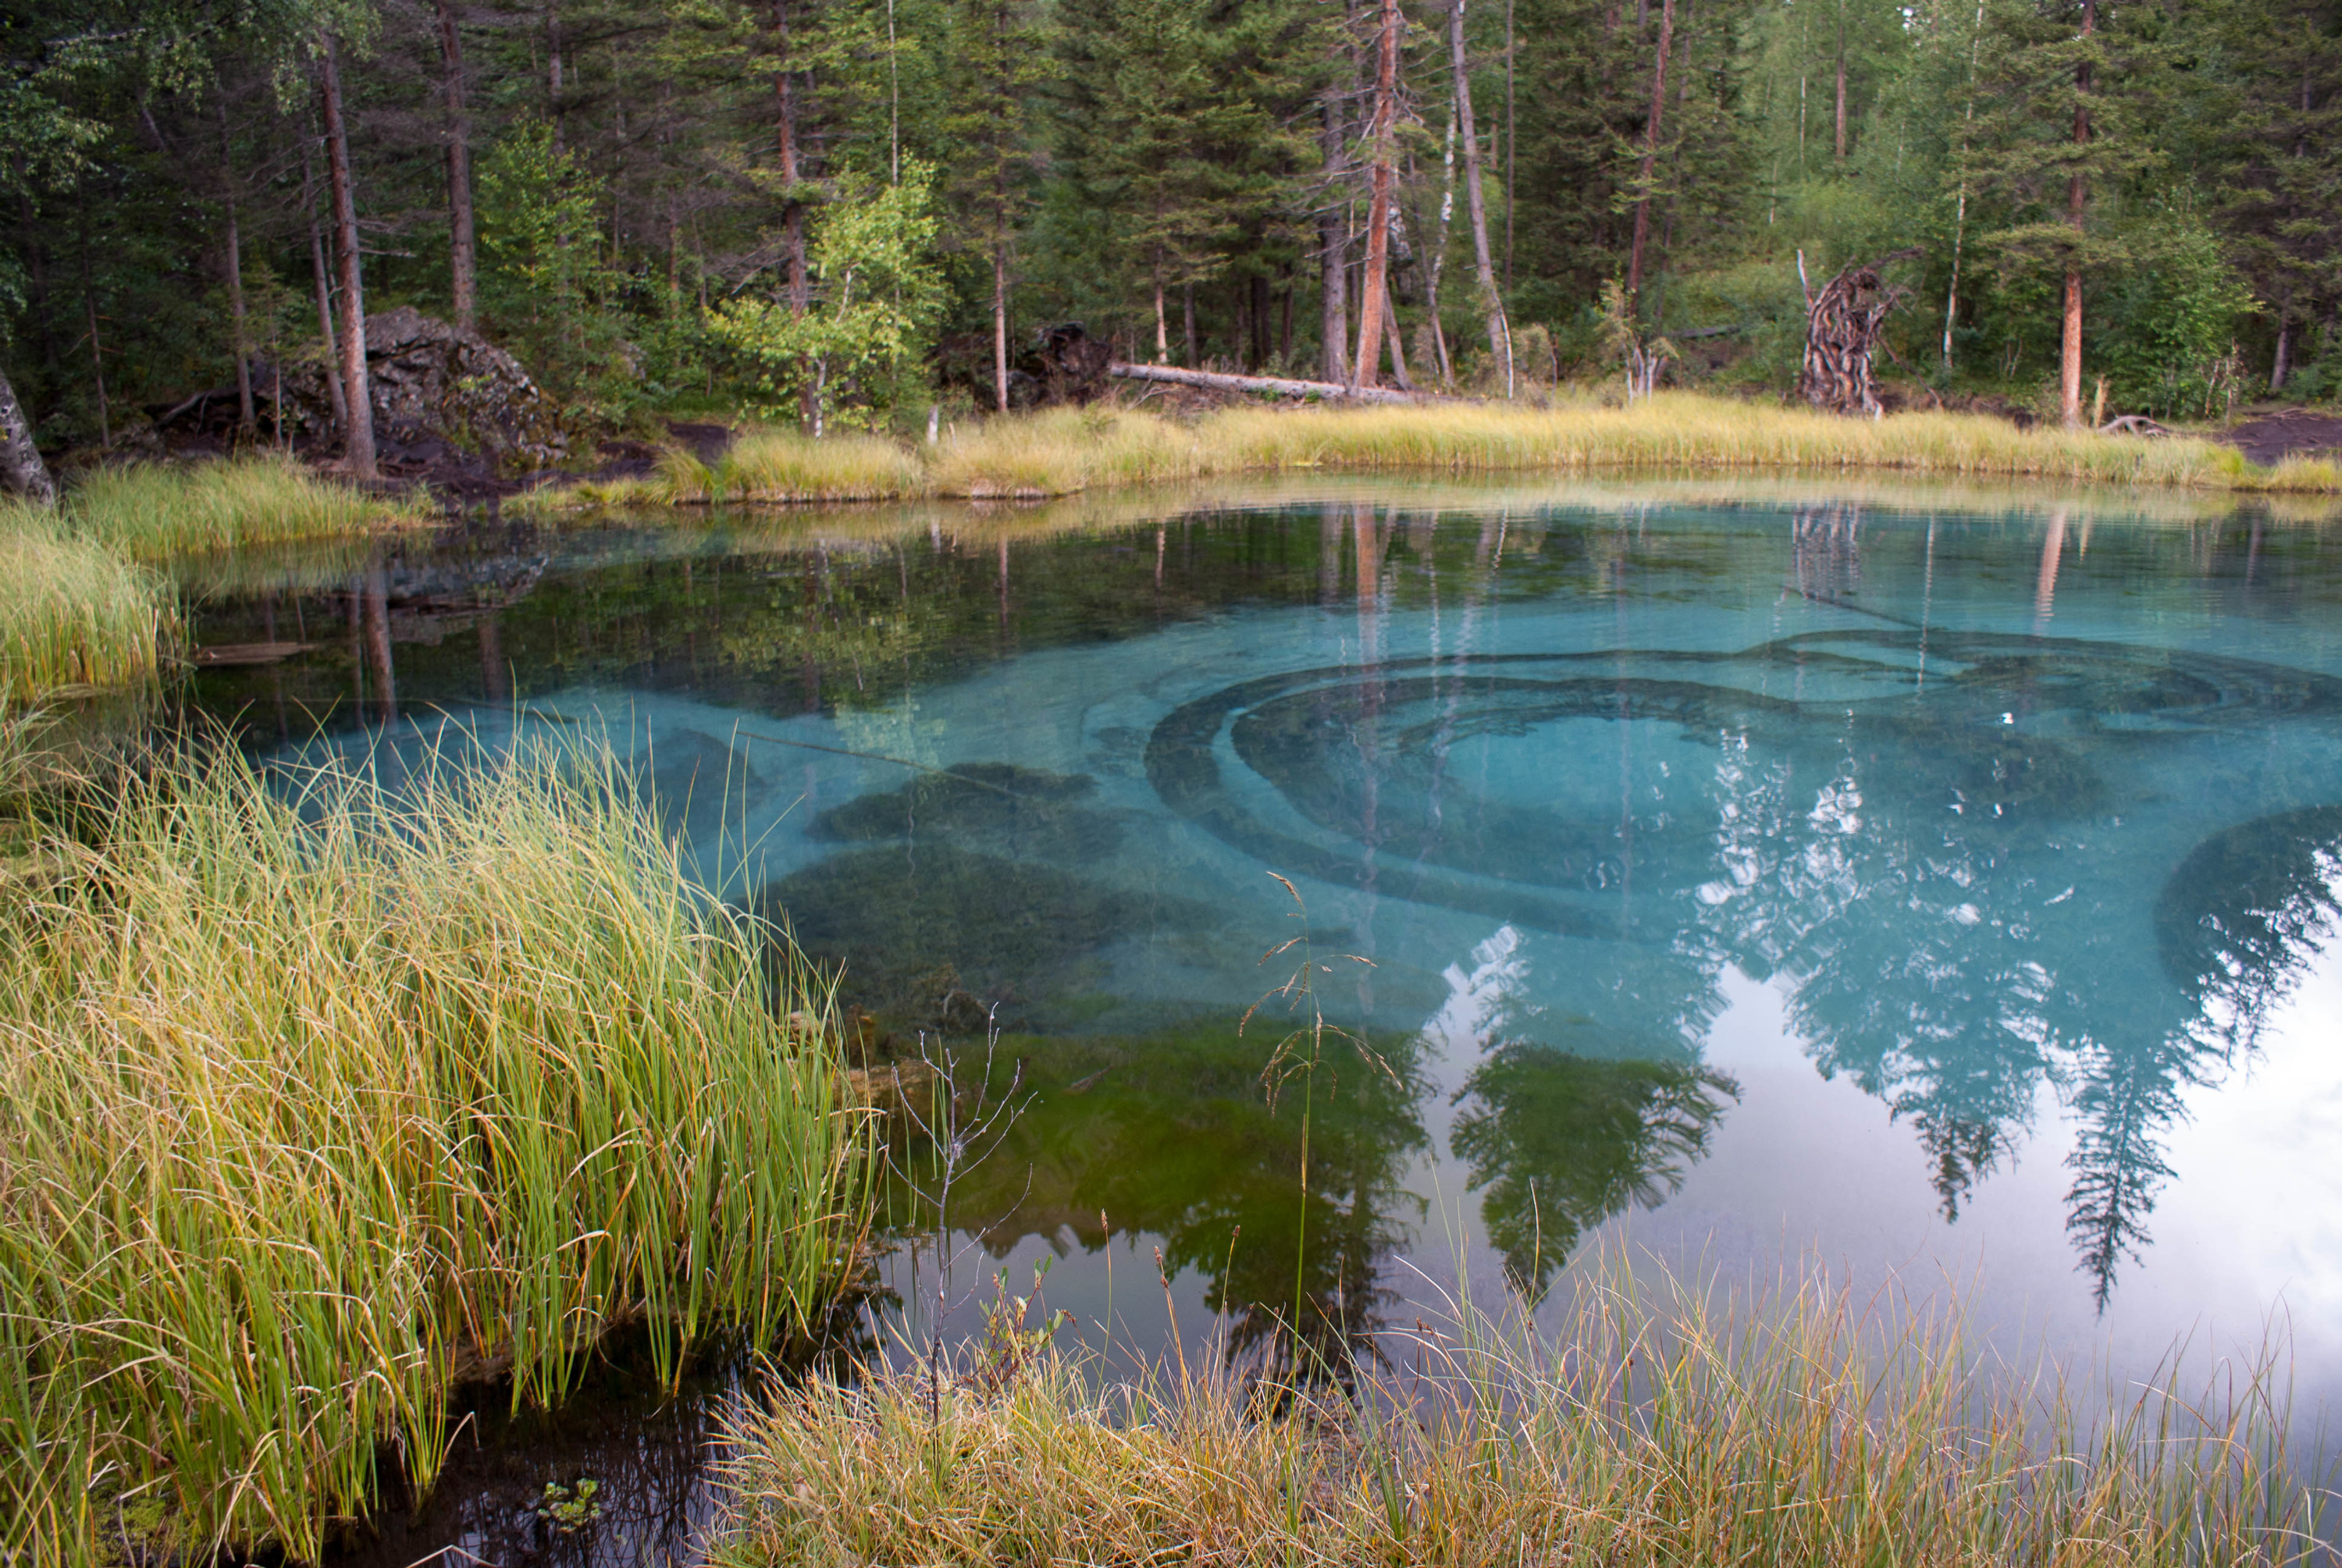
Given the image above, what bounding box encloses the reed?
[717,1255,2329,1568]
[63,454,429,557]
[719,428,924,503]
[519,396,2342,517]
[0,738,869,1566]
[0,506,172,702]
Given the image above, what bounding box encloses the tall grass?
[522,396,2342,517]
[65,453,428,557]
[717,1256,2330,1567]
[0,506,171,702]
[0,739,869,1566]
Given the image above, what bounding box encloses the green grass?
[518,396,2342,517]
[0,738,870,1566]
[717,1253,2328,1568]
[62,453,429,557]
[0,507,172,703]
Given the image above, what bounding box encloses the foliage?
[477,118,624,393]
[707,162,948,433]
[2094,198,2259,418]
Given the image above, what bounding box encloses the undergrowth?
[717,1254,2332,1568]
[0,738,870,1565]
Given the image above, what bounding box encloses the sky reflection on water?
[195,485,2342,1415]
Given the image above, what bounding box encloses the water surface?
[186,478,2342,1563]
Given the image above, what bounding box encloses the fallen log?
[2098,414,2173,438]
[1108,361,1420,405]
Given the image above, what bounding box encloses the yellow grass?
[717,1255,2329,1568]
[520,396,2342,517]
[0,506,172,702]
[0,738,869,1565]
[64,454,429,557]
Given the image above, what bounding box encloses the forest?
[0,0,2336,470]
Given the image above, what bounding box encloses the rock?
[354,307,571,475]
[160,310,573,478]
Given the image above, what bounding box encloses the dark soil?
[2221,409,2342,468]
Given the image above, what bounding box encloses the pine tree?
[1960,0,2165,425]
[2201,0,2342,390]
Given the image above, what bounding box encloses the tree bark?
[2064,12,2098,418]
[1834,2,1847,161]
[0,365,56,505]
[1320,94,1351,383]
[1109,360,1416,404]
[1352,0,1401,389]
[78,198,108,449]
[1625,0,1675,312]
[302,140,350,432]
[320,36,377,477]
[433,0,478,335]
[2272,291,2293,393]
[216,102,255,438]
[993,240,1011,411]
[1451,0,1512,393]
[773,0,809,315]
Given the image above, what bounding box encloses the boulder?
[156,309,571,478]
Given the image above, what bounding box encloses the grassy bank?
[521,396,2342,516]
[65,453,428,557]
[0,740,868,1565]
[0,512,171,703]
[718,1261,2326,1568]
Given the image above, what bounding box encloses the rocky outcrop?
[152,308,570,480]
[352,307,569,474]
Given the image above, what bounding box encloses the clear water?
[189,481,2342,1561]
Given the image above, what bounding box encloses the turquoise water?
[197,484,2342,1417]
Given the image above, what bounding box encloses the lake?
[183,477,2342,1564]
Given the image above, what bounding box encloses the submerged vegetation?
[0,740,867,1565]
[516,396,2342,516]
[717,1258,2330,1568]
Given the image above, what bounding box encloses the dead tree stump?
[1796,248,1920,418]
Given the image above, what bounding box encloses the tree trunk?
[1109,360,1415,404]
[773,0,809,315]
[1451,0,1513,393]
[1503,0,1514,297]
[433,0,478,335]
[0,365,56,505]
[216,102,255,439]
[1353,0,1401,389]
[1834,3,1847,161]
[1427,107,1456,387]
[1152,254,1169,364]
[546,1,566,153]
[320,37,377,477]
[302,141,350,432]
[1320,95,1351,383]
[2059,0,2094,430]
[1625,0,1675,311]
[1183,281,1198,368]
[78,199,108,449]
[993,240,1011,411]
[1381,273,1414,390]
[2272,293,2294,393]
